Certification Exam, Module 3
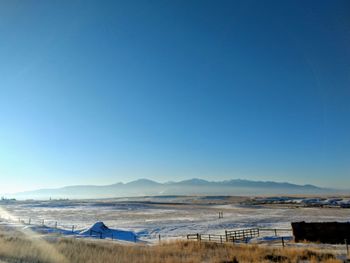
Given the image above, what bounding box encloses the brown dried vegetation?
[0,230,342,263]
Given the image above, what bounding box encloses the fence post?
[281,237,285,248]
[225,230,228,242]
[345,239,349,256]
[220,235,223,244]
[28,218,31,225]
[257,228,260,237]
[158,234,161,243]
[72,225,75,233]
[55,221,57,229]
[274,229,277,236]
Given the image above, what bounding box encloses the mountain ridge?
[6,178,340,199]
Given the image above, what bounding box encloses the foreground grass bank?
[0,229,343,263]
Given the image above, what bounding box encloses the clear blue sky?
[0,0,349,193]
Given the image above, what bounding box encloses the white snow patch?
[80,222,138,242]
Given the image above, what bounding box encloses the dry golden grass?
[0,229,342,263]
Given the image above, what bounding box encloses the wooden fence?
[225,228,260,241]
[187,227,292,244]
[187,233,227,243]
[259,228,292,236]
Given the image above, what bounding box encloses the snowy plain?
[1,195,350,244]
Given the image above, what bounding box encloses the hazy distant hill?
[9,178,337,199]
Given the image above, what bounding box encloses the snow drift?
[80,222,137,242]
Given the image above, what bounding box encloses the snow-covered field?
[0,196,349,243]
[250,196,350,207]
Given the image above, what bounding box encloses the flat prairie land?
[1,196,349,242]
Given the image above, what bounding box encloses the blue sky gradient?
[0,0,349,193]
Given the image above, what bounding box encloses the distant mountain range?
[8,178,339,200]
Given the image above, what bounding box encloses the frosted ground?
[0,196,350,243]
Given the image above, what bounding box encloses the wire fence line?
[0,214,293,245]
[0,215,89,234]
[0,215,190,242]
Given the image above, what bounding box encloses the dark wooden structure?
[292,221,350,244]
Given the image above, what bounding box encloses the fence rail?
[258,228,292,236]
[187,233,227,243]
